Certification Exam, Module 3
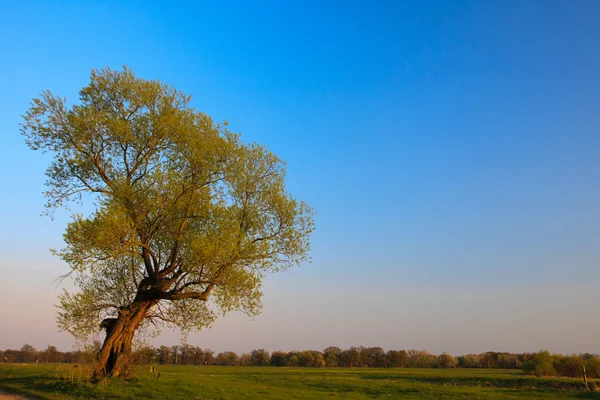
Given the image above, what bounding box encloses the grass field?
[1,365,599,399]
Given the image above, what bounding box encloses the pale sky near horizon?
[1,0,599,355]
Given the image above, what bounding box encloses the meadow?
[1,365,599,399]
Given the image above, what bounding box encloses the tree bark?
[93,301,154,379]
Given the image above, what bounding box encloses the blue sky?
[1,0,599,354]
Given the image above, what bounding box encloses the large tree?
[21,67,314,379]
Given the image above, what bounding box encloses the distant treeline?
[2,344,599,378]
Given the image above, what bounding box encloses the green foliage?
[459,354,481,368]
[215,351,239,366]
[249,349,270,366]
[269,351,287,367]
[533,351,554,377]
[522,360,536,375]
[21,67,315,343]
[131,341,155,365]
[587,358,600,378]
[406,349,437,368]
[438,352,458,368]
[523,350,556,377]
[323,346,342,367]
[554,355,585,378]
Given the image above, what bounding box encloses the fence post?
[582,366,590,391]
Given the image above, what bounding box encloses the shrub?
[554,355,584,378]
[533,350,555,377]
[586,357,600,378]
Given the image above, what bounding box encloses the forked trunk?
[93,301,153,379]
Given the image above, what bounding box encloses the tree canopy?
[21,67,314,378]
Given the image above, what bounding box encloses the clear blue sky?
[1,0,599,355]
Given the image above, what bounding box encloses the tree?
[215,351,238,366]
[156,345,170,365]
[406,349,436,368]
[585,357,600,378]
[497,353,518,369]
[203,349,215,365]
[480,352,498,369]
[313,352,326,367]
[41,345,60,364]
[323,346,341,367]
[170,346,180,365]
[386,350,408,368]
[192,346,206,365]
[3,350,18,363]
[20,344,37,363]
[532,350,555,377]
[238,353,251,366]
[360,346,385,368]
[270,351,287,366]
[180,343,194,365]
[458,354,480,368]
[340,347,361,368]
[250,349,270,366]
[298,350,315,367]
[132,342,155,365]
[437,352,457,369]
[22,67,314,379]
[554,355,584,378]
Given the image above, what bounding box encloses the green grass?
[1,365,599,399]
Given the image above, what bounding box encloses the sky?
[0,0,599,356]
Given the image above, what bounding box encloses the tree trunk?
[93,301,154,379]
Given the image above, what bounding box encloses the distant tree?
[480,352,498,369]
[63,351,77,363]
[386,350,408,368]
[20,344,37,363]
[3,350,18,363]
[518,352,536,368]
[297,350,315,367]
[215,351,238,366]
[214,352,226,365]
[340,347,361,368]
[497,353,518,369]
[132,342,154,365]
[407,350,436,368]
[239,353,251,366]
[458,354,480,368]
[437,353,458,369]
[41,345,59,364]
[554,355,585,378]
[22,67,314,379]
[360,347,385,368]
[286,352,300,367]
[313,352,326,368]
[585,357,600,378]
[156,345,170,365]
[180,343,194,365]
[74,339,102,364]
[203,349,215,365]
[192,346,204,365]
[533,350,555,377]
[250,349,270,366]
[171,346,180,365]
[323,346,341,367]
[270,351,287,366]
